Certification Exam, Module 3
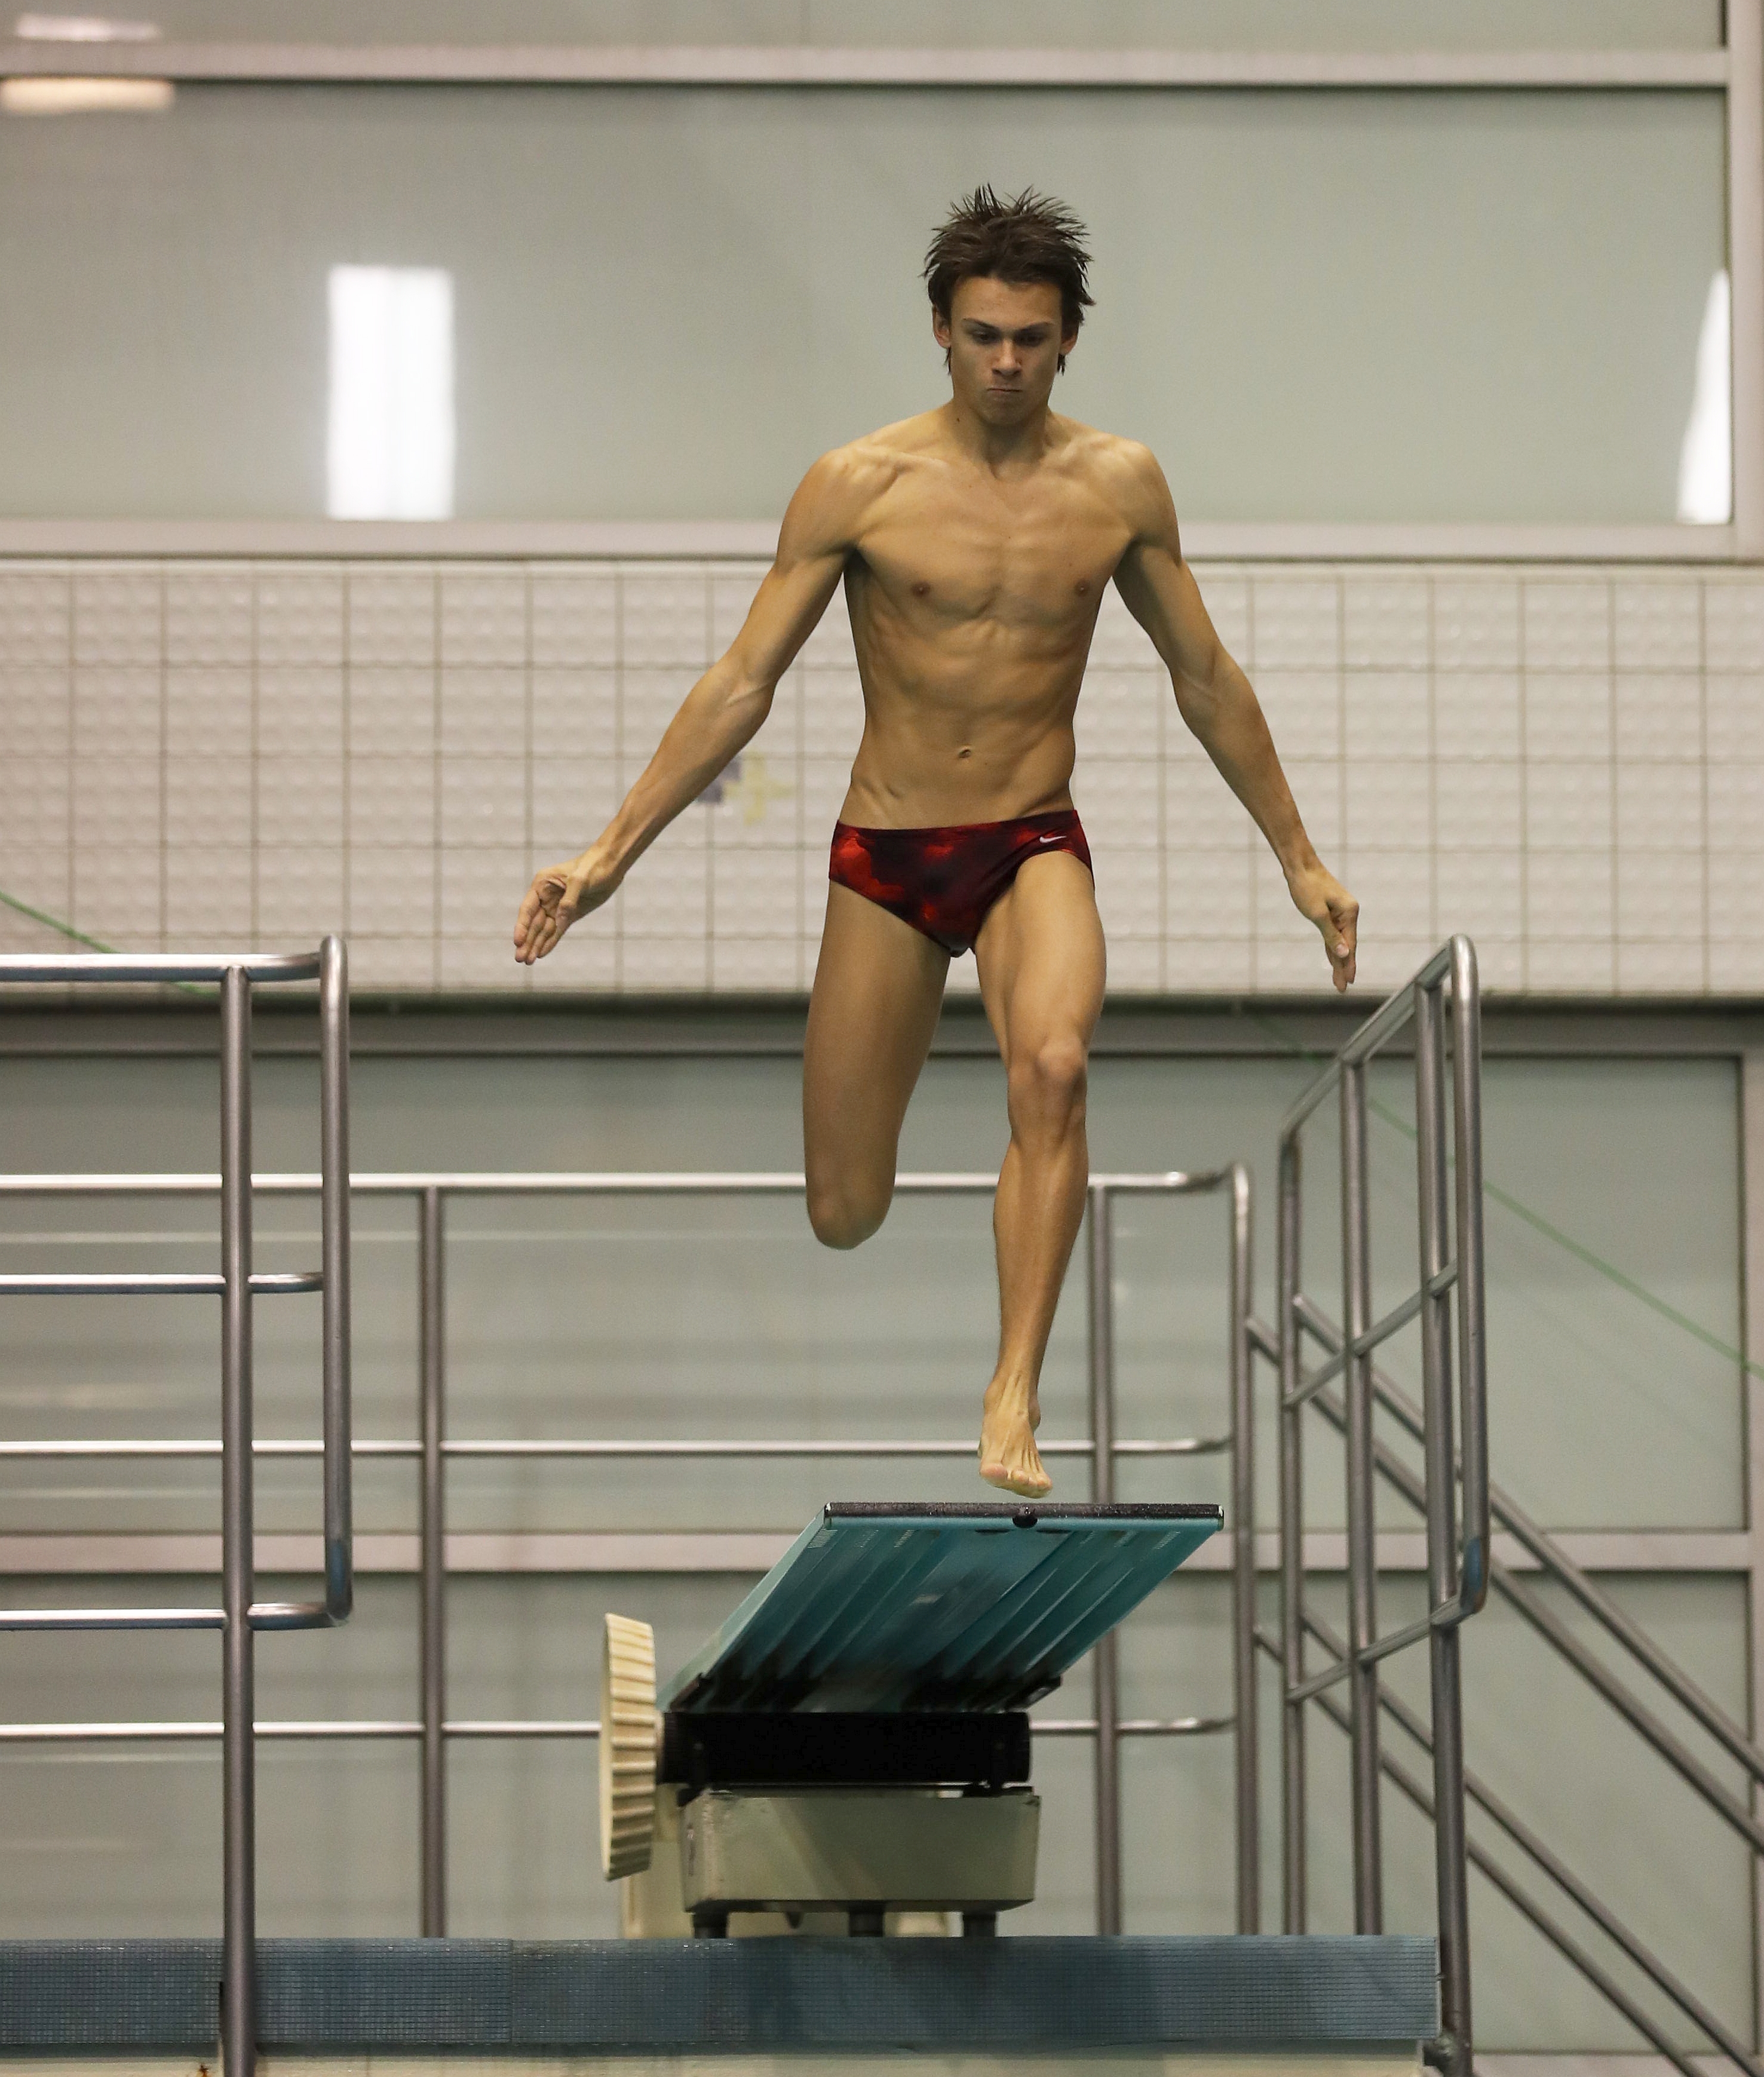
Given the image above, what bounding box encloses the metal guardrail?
[0,1156,1264,1968]
[1268,934,1764,2077]
[1275,936,1488,2077]
[0,941,353,2077]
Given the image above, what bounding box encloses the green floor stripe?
[1246,1006,1764,1383]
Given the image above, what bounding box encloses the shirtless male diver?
[514,187,1358,1499]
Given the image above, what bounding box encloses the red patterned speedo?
[827,809,1093,956]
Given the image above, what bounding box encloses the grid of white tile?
[0,559,1759,998]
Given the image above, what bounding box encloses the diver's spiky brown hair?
[924,186,1094,370]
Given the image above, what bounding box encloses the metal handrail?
[1306,1680,1726,2077]
[1315,1323,1764,1790]
[1277,935,1487,2077]
[0,1156,1264,1950]
[0,938,354,2077]
[1296,1321,1762,2069]
[1297,1342,1764,1861]
[1296,1608,1764,2077]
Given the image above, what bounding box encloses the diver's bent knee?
[806,1179,891,1250]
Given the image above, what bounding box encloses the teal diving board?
[660,1501,1223,1716]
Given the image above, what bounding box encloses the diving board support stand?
[603,1500,1221,1935]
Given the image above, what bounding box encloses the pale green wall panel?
[0,85,1725,523]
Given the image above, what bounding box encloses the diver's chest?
[864,493,1120,625]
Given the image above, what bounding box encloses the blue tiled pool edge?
[0,1935,1438,2054]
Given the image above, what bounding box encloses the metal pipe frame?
[0,941,355,2077]
[1308,1682,1728,2077]
[419,1185,446,1938]
[1301,1606,1764,2077]
[0,1158,1257,1941]
[219,964,254,2077]
[1302,1361,1764,1862]
[1339,1053,1383,1930]
[1278,1133,1308,1933]
[1414,977,1471,2077]
[1276,936,1489,2069]
[1229,1163,1260,1933]
[1087,1182,1122,1937]
[0,1714,1234,1742]
[1296,1296,1764,1790]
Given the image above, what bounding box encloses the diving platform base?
[0,1935,1438,2066]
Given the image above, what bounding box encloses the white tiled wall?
[1,559,1759,998]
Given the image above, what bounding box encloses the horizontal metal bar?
[0,1433,1226,1459]
[247,1598,342,1630]
[0,1719,423,1741]
[0,1270,320,1295]
[0,1168,1217,1197]
[0,41,1729,87]
[444,1720,596,1738]
[2,1527,1745,1577]
[0,1712,1234,1742]
[0,952,320,984]
[0,1606,224,1629]
[1027,1717,1235,1736]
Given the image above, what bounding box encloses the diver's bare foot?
[978,1377,1053,1499]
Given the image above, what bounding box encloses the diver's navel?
[956,745,973,760]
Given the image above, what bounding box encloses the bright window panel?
[326,263,455,520]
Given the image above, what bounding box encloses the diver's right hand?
[513,848,620,964]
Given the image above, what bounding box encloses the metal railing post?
[1416,975,1471,2076]
[318,936,353,1622]
[1087,1180,1122,1935]
[1339,1056,1383,1932]
[419,1185,447,1937]
[1277,1134,1307,1932]
[219,965,256,2077]
[1229,1163,1259,1932]
[1449,938,1490,1619]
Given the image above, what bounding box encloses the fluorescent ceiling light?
[0,72,170,109]
[14,12,161,38]
[327,265,456,522]
[1677,268,1731,526]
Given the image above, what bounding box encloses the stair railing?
[1274,935,1488,2076]
[1272,934,1764,2077]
